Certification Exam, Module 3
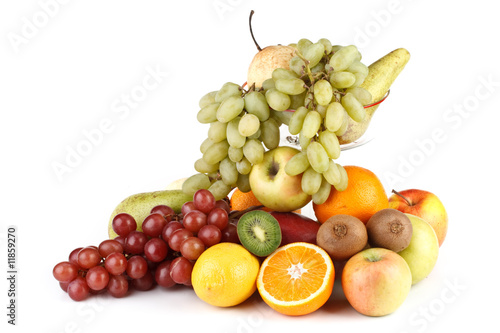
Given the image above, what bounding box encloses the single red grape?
[67,276,90,301]
[170,257,193,285]
[53,261,79,283]
[105,252,128,275]
[98,239,123,258]
[86,266,110,291]
[144,238,168,262]
[77,247,102,269]
[124,231,148,255]
[180,237,205,260]
[207,207,229,230]
[112,213,137,237]
[142,213,168,238]
[107,274,128,298]
[198,225,222,247]
[183,210,207,234]
[193,189,216,214]
[126,255,148,279]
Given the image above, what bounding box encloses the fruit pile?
[53,11,449,319]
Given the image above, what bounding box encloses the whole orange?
[230,188,301,213]
[313,165,388,224]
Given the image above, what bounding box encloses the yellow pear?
[247,45,296,88]
[338,48,410,144]
[107,190,192,238]
[246,10,295,88]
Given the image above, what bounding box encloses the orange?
[313,165,388,224]
[230,188,300,213]
[256,242,334,316]
[230,188,272,212]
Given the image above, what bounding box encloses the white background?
[1,0,499,332]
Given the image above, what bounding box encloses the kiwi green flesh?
[237,210,282,257]
[316,214,368,261]
[366,209,413,252]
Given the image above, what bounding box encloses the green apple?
[398,214,439,285]
[249,146,311,212]
[342,247,412,316]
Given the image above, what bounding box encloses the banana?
[338,48,411,144]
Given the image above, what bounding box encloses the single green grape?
[284,151,310,176]
[216,95,244,123]
[306,141,330,173]
[301,167,322,195]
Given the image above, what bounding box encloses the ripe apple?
[342,247,412,317]
[397,214,439,285]
[249,146,311,212]
[388,189,448,246]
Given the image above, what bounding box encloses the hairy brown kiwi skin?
[316,214,368,261]
[366,208,413,252]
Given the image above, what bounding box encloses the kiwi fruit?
[316,214,368,261]
[236,210,282,257]
[366,208,413,252]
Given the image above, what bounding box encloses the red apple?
[249,146,311,212]
[342,247,412,316]
[269,211,320,246]
[388,189,448,247]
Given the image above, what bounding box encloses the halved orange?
[256,242,334,316]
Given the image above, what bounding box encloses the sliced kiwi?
[316,214,368,261]
[236,210,282,257]
[366,208,413,252]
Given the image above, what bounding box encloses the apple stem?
[249,10,262,51]
[392,189,413,206]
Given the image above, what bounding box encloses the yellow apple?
[398,214,439,285]
[249,146,311,212]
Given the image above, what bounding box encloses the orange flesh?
[261,246,328,302]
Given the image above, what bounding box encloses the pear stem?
[392,189,413,206]
[249,10,262,51]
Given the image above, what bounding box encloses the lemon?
[192,243,260,307]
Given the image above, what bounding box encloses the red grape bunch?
[53,189,240,301]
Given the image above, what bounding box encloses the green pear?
[107,190,193,238]
[338,48,411,144]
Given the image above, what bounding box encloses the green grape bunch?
[182,37,373,206]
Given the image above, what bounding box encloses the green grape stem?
[294,50,315,85]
